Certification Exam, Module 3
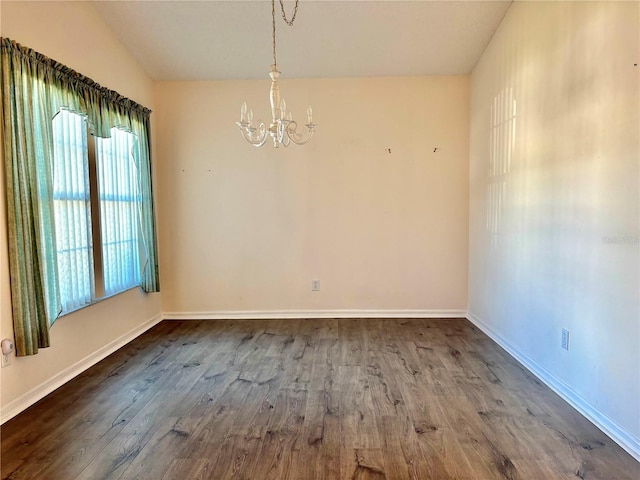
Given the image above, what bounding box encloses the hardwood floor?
[1,318,638,479]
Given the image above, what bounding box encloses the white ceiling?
[91,0,511,81]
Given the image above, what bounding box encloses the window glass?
[95,129,141,296]
[51,110,94,312]
[52,112,141,313]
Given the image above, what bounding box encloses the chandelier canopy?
[236,0,316,148]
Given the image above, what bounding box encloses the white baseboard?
[0,313,163,425]
[466,311,640,462]
[5,309,637,462]
[162,309,468,320]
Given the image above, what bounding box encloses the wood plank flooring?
[1,318,638,479]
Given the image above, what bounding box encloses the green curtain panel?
[138,118,160,294]
[1,38,159,356]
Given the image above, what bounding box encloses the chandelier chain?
[272,0,277,66]
[272,0,300,68]
[279,0,299,26]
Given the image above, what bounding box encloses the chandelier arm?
[283,120,315,145]
[248,134,269,147]
[240,124,269,147]
[287,130,314,146]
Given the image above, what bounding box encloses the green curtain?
[1,39,58,355]
[137,118,160,293]
[1,38,159,356]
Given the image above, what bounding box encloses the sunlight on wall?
[469,1,640,449]
[487,88,516,250]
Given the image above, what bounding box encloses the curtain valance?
[1,38,151,138]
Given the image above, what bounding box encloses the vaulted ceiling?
[92,0,512,81]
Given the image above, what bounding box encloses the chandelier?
[236,0,316,148]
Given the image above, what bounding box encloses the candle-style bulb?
[247,108,253,124]
[307,105,313,123]
[241,102,247,122]
[287,112,292,122]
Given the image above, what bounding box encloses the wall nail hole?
[433,147,438,153]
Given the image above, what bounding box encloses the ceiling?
[92,0,512,81]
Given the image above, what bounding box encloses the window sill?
[54,285,141,322]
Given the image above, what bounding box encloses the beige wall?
[156,76,469,315]
[0,1,161,412]
[469,1,639,448]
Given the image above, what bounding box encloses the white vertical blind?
[51,110,94,312]
[95,128,141,296]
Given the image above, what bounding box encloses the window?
[52,110,140,314]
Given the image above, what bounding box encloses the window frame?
[51,109,142,316]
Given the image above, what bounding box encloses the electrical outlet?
[311,279,320,292]
[1,353,11,368]
[561,329,570,351]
